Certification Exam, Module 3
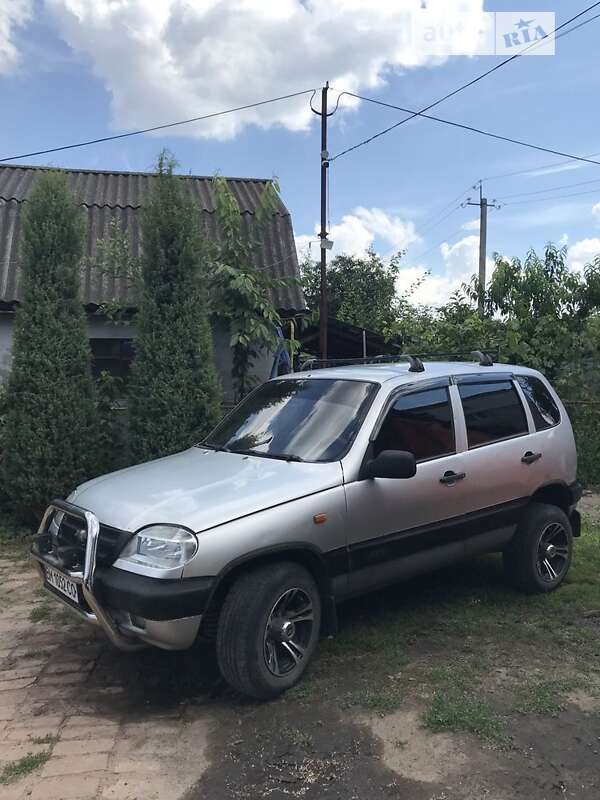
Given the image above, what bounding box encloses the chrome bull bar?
[32,499,143,651]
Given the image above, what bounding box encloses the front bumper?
[32,499,209,651]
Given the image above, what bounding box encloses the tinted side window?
[516,376,561,431]
[459,381,528,448]
[375,387,455,461]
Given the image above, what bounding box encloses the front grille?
[35,510,132,571]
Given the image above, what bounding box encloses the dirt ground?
[1,497,600,800]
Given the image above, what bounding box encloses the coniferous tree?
[128,154,221,462]
[3,171,99,524]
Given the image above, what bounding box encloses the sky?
[1,0,600,306]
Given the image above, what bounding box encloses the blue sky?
[2,0,600,304]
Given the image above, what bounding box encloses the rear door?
[345,379,472,594]
[453,374,535,556]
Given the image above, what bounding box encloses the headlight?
[119,525,198,570]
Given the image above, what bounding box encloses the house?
[0,164,305,404]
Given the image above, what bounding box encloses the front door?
[345,381,471,595]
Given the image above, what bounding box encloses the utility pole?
[318,83,329,361]
[467,181,498,318]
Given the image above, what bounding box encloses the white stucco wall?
[0,313,276,404]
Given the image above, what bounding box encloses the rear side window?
[459,381,528,448]
[516,376,561,431]
[375,387,455,461]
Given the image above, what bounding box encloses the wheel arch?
[199,544,337,640]
[530,482,574,514]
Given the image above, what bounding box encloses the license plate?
[44,566,80,604]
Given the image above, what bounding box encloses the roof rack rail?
[471,350,494,367]
[298,348,496,372]
[300,354,424,372]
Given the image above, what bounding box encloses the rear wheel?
[216,562,321,699]
[503,502,573,593]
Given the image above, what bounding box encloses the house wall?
[0,313,275,404]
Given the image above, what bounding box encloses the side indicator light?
[313,513,328,525]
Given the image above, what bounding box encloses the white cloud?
[568,238,600,273]
[592,203,600,226]
[462,218,480,231]
[296,206,420,260]
[558,233,569,246]
[0,0,32,74]
[32,0,487,139]
[396,233,497,306]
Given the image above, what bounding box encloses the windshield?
[202,378,377,463]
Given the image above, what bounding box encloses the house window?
[90,339,134,381]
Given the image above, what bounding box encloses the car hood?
[70,448,344,533]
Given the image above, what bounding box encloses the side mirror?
[362,450,417,480]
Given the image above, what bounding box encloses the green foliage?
[301,249,413,338]
[2,171,100,525]
[90,217,141,324]
[96,371,128,473]
[128,152,222,462]
[211,175,297,400]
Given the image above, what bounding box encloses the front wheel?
[503,502,573,593]
[216,562,321,699]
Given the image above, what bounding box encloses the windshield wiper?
[198,442,231,453]
[199,443,303,462]
[235,450,304,463]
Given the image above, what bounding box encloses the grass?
[0,515,33,562]
[424,686,511,748]
[514,679,576,716]
[29,734,59,746]
[419,659,511,748]
[29,602,52,623]
[0,752,51,785]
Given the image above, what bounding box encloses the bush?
[2,171,100,526]
[128,153,221,462]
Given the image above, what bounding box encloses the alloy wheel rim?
[536,522,569,583]
[263,587,314,677]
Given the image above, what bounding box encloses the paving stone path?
[0,557,211,800]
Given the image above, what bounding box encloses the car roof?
[278,361,541,387]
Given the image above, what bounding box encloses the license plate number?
[44,566,79,603]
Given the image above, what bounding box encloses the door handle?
[440,470,466,485]
[521,451,542,465]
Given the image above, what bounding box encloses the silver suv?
[32,355,581,699]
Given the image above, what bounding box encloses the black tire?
[503,502,573,594]
[216,561,321,699]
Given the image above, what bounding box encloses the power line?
[417,182,477,233]
[502,186,600,206]
[418,204,464,237]
[0,89,317,163]
[332,95,600,167]
[410,225,469,263]
[496,176,600,201]
[330,3,600,162]
[483,150,600,182]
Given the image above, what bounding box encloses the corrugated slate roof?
[0,164,305,312]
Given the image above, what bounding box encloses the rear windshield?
[203,378,377,463]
